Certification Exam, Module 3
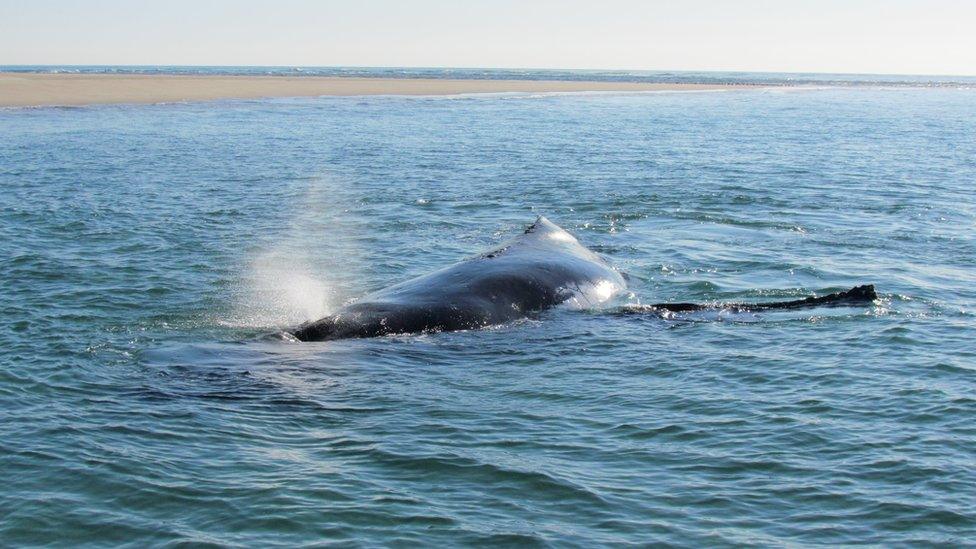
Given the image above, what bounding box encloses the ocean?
[1,74,975,545]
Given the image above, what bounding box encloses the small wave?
[396,88,740,102]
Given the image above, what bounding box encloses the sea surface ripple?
[1,88,975,546]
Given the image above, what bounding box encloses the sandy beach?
[0,73,752,107]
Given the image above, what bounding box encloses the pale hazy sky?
[2,0,973,75]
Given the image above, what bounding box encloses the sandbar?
[0,72,755,107]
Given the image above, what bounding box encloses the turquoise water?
[2,88,975,545]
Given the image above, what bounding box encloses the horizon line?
[1,64,974,79]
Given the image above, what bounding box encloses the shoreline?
[0,73,758,107]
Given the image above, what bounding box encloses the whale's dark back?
[292,217,625,341]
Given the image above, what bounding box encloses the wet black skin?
[650,284,877,312]
[291,216,877,342]
[291,217,625,341]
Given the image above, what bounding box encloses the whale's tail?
[649,284,877,313]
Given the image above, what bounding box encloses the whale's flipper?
[651,284,877,313]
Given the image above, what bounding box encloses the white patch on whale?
[560,278,627,310]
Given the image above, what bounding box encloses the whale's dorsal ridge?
[525,215,560,234]
[522,216,583,248]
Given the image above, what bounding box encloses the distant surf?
[3,64,975,88]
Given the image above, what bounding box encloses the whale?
[291,216,877,341]
[292,216,626,341]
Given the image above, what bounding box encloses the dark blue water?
[2,88,975,545]
[4,64,976,88]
